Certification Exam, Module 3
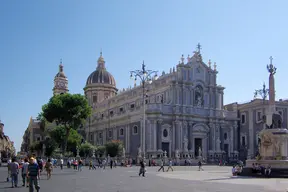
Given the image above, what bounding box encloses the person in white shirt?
[21,159,29,187]
[60,159,64,170]
[166,160,173,172]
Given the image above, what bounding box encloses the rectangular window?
[241,136,246,146]
[99,133,102,139]
[130,104,135,109]
[90,134,93,141]
[101,114,104,119]
[110,111,114,116]
[241,114,246,124]
[119,107,123,112]
[108,130,112,138]
[257,111,262,122]
[93,95,98,103]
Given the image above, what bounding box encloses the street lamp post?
[130,61,158,158]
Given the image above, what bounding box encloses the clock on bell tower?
[53,59,69,95]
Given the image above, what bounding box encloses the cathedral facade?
[79,47,239,161]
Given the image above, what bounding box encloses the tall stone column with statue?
[242,57,288,176]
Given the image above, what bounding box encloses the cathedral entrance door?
[224,144,229,160]
[194,138,202,157]
[162,142,169,157]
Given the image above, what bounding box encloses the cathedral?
[52,46,239,162]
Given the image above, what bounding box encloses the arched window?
[120,128,124,136]
[133,126,138,134]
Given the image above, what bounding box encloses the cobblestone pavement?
[0,166,287,192]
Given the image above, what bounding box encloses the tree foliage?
[105,140,123,157]
[42,137,57,157]
[79,142,95,157]
[41,93,91,152]
[48,126,82,153]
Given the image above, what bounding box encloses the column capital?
[157,119,163,124]
[188,121,194,126]
[174,120,181,125]
[183,121,187,127]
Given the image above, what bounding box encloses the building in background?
[84,46,238,162]
[0,120,16,160]
[21,60,69,154]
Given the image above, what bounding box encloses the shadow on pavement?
[204,176,255,181]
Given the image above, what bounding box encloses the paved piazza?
[0,166,287,192]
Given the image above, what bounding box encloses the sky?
[0,0,287,152]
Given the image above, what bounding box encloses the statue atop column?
[264,56,282,129]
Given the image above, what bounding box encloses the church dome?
[86,53,116,87]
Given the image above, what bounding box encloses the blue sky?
[0,0,287,152]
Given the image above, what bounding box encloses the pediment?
[192,123,209,133]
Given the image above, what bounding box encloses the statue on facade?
[175,150,179,158]
[137,146,142,157]
[183,135,188,152]
[195,85,203,107]
[92,149,95,158]
[216,137,221,152]
[198,147,202,157]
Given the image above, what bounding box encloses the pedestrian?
[166,159,173,172]
[110,159,113,169]
[44,158,53,180]
[138,159,145,177]
[198,160,204,171]
[7,158,11,182]
[78,159,83,171]
[27,157,40,192]
[60,158,64,170]
[157,159,165,172]
[9,157,19,188]
[21,158,29,187]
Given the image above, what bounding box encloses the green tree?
[105,140,123,157]
[79,142,95,157]
[43,137,57,157]
[41,93,91,153]
[96,145,106,157]
[49,126,82,153]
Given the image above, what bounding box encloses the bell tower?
[53,59,69,95]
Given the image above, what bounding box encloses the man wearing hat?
[27,157,40,192]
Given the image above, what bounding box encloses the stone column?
[174,120,180,150]
[125,125,130,153]
[172,121,175,151]
[188,121,194,151]
[146,120,152,151]
[152,120,157,151]
[230,126,234,153]
[157,119,163,150]
[233,121,238,151]
[248,109,254,157]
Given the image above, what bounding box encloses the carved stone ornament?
[260,132,273,147]
[192,123,209,133]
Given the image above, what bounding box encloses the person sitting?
[264,165,271,177]
[232,165,237,176]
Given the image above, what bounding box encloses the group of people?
[252,163,271,177]
[7,156,56,192]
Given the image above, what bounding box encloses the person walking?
[138,159,146,177]
[198,160,204,171]
[27,157,40,192]
[166,159,173,172]
[157,159,165,172]
[21,158,29,187]
[44,159,53,180]
[9,157,19,188]
[60,158,64,170]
